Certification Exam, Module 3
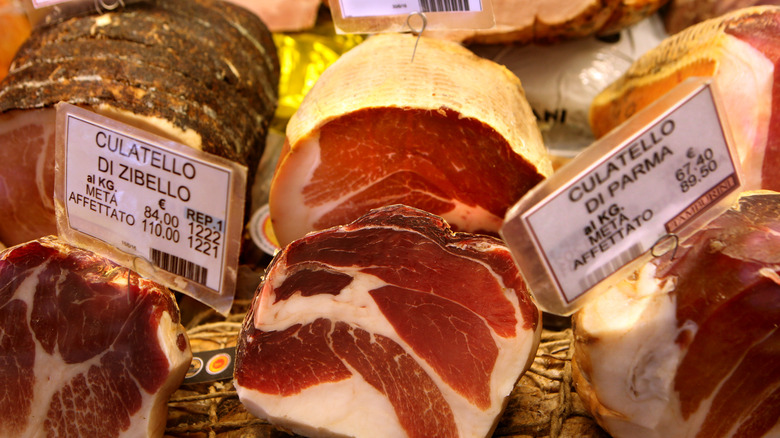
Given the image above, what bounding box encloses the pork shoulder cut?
[572,191,780,438]
[269,33,552,247]
[235,204,542,438]
[0,235,191,438]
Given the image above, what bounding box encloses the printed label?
[60,107,242,296]
[522,85,738,304]
[339,0,482,17]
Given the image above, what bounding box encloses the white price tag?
[332,0,493,34]
[339,0,482,18]
[54,104,246,315]
[501,78,741,316]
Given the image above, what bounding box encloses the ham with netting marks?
[0,236,191,438]
[269,33,552,248]
[235,204,542,438]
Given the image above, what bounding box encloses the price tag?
[54,103,246,315]
[331,0,494,34]
[501,78,741,316]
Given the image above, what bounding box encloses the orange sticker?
[206,352,231,375]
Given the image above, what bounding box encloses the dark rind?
[0,0,279,173]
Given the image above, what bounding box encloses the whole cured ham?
[269,33,552,247]
[571,191,780,438]
[235,205,542,438]
[0,236,191,437]
[589,6,780,192]
[0,0,279,246]
[423,0,668,44]
[662,0,780,34]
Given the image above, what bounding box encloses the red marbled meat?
[235,204,541,438]
[0,236,191,438]
[572,191,780,438]
[269,33,551,247]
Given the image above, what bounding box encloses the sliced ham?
[571,191,780,438]
[235,204,541,438]
[0,235,191,437]
[269,33,552,247]
[0,0,279,246]
[589,6,780,192]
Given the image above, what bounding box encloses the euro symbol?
[158,199,166,210]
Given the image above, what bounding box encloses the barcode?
[579,243,644,292]
[150,248,208,285]
[420,0,470,12]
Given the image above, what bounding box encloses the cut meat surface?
[235,205,541,438]
[270,33,552,247]
[0,236,191,438]
[589,6,780,192]
[572,191,780,438]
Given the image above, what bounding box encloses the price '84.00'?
[675,148,718,193]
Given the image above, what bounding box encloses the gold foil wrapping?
[272,24,364,122]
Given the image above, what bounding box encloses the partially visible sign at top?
[332,0,494,34]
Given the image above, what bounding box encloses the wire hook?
[650,233,679,260]
[406,11,427,63]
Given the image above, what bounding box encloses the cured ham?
[235,204,541,438]
[589,6,780,192]
[571,191,780,438]
[0,0,279,246]
[423,0,668,44]
[269,33,552,247]
[223,0,321,32]
[0,235,191,437]
[662,0,780,34]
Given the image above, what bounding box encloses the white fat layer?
[250,253,540,438]
[9,263,188,437]
[715,36,773,191]
[578,263,690,434]
[268,134,322,246]
[236,372,403,438]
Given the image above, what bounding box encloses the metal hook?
[406,11,427,63]
[650,233,679,260]
[95,0,124,13]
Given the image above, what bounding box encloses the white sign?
[501,79,741,315]
[55,104,246,314]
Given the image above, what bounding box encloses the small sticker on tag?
[501,78,741,316]
[184,347,236,384]
[54,103,246,315]
[331,0,494,34]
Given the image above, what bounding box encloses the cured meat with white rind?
[270,33,552,247]
[235,205,542,438]
[589,6,780,192]
[572,191,780,438]
[0,235,191,437]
